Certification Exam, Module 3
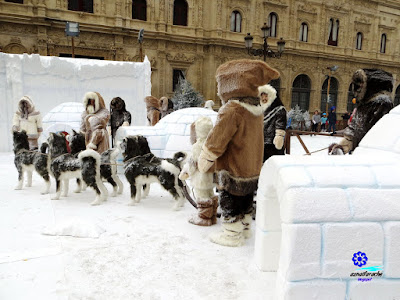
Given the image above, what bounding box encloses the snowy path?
[0,134,340,300]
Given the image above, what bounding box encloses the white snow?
[0,53,151,152]
[0,125,342,300]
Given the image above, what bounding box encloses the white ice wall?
[0,53,151,152]
[256,106,400,299]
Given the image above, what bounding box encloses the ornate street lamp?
[244,23,286,61]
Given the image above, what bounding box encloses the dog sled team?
[13,60,389,247]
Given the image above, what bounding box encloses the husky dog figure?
[13,130,51,194]
[119,135,186,210]
[48,132,108,205]
[68,130,123,197]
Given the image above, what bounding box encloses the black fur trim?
[214,170,258,196]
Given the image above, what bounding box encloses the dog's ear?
[173,151,187,161]
[138,135,150,154]
[72,129,77,135]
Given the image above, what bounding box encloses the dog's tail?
[40,142,49,154]
[173,151,187,162]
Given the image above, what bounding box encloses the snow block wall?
[255,105,400,300]
[115,107,218,158]
[0,53,151,152]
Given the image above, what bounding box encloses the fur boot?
[209,219,245,247]
[242,214,252,239]
[189,198,215,226]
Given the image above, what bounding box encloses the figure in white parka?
[12,96,43,150]
[179,116,217,226]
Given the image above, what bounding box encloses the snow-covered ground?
[0,134,340,300]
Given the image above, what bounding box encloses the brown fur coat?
[80,92,110,153]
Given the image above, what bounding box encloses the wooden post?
[71,36,75,58]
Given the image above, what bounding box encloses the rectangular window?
[68,0,93,13]
[5,0,23,3]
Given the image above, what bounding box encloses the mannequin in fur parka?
[330,69,394,155]
[80,92,110,154]
[198,59,280,247]
[108,97,131,147]
[259,84,287,162]
[159,97,174,119]
[145,96,161,126]
[179,116,217,226]
[12,96,43,150]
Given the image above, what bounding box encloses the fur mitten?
[273,129,285,150]
[198,152,213,173]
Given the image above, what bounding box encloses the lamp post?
[325,65,339,114]
[138,28,144,62]
[244,23,286,61]
[65,22,79,58]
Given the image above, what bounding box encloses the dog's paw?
[172,204,182,211]
[51,195,60,200]
[73,188,81,193]
[90,198,102,206]
[14,185,23,190]
[127,201,136,206]
[40,190,49,195]
[26,183,32,187]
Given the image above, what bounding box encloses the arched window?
[230,11,242,32]
[328,18,339,46]
[68,0,93,13]
[299,22,308,42]
[321,77,338,113]
[380,34,387,53]
[356,32,363,50]
[270,78,281,98]
[132,0,147,21]
[291,75,311,111]
[173,0,188,26]
[347,83,356,113]
[394,85,400,107]
[268,13,278,37]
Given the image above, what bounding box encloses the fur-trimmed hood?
[352,69,393,103]
[17,96,39,119]
[110,97,128,112]
[83,92,106,113]
[145,96,161,110]
[258,84,277,111]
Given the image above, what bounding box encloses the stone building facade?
[1,0,400,113]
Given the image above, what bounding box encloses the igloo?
[115,107,218,158]
[256,105,400,299]
[39,102,84,144]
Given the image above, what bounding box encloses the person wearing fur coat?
[12,96,43,150]
[330,69,394,155]
[198,59,280,247]
[179,116,217,226]
[145,96,161,126]
[259,84,287,162]
[80,92,110,154]
[159,96,174,119]
[107,97,131,147]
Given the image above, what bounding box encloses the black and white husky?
[68,130,123,197]
[48,132,108,205]
[13,130,51,194]
[119,135,187,210]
